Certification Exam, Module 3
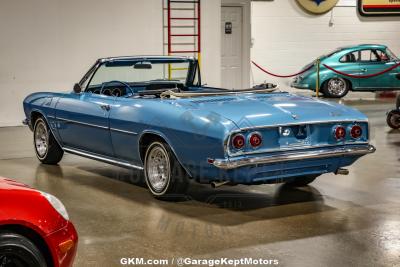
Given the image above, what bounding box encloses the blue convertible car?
[23,56,375,199]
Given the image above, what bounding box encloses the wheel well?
[139,133,165,163]
[30,111,44,128]
[0,224,54,267]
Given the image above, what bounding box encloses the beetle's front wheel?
[144,141,189,200]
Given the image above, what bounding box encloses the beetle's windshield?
[88,60,191,88]
[387,49,399,61]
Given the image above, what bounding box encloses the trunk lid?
[177,92,366,129]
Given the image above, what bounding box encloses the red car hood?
[0,177,33,191]
[0,177,67,234]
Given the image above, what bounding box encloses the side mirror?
[73,83,82,94]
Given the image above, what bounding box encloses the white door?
[221,6,243,89]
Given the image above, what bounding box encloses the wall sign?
[358,0,400,16]
[225,22,232,34]
[297,0,340,14]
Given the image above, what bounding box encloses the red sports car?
[0,177,77,267]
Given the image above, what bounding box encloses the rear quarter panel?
[110,97,238,178]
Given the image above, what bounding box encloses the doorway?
[221,6,244,89]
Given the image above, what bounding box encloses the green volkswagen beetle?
[292,44,400,98]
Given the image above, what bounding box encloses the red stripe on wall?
[363,5,400,9]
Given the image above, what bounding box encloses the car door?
[337,51,360,89]
[108,97,144,165]
[358,49,394,90]
[55,92,115,156]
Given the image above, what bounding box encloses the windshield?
[88,61,191,87]
[387,48,399,61]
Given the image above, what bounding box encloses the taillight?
[249,132,262,148]
[350,125,362,139]
[334,126,346,140]
[232,134,245,149]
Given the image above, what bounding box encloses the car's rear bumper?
[47,221,78,267]
[212,144,375,170]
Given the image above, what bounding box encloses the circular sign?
[297,0,339,14]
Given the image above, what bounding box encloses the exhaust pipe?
[211,181,230,188]
[335,168,349,175]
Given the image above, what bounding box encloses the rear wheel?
[144,141,189,200]
[322,77,350,98]
[0,232,47,267]
[33,117,64,164]
[285,175,319,187]
[387,110,400,129]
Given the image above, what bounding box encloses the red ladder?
[163,0,201,79]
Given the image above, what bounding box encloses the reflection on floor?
[0,101,399,267]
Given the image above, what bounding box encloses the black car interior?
[86,81,186,98]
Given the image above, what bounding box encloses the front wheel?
[387,110,400,129]
[322,77,350,98]
[33,117,64,164]
[285,175,319,187]
[144,141,189,200]
[0,232,47,267]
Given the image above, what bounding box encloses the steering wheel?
[100,80,134,96]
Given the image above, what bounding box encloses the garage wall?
[0,0,221,127]
[251,1,400,94]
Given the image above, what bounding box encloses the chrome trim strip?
[110,128,138,135]
[212,145,376,170]
[232,119,369,132]
[57,117,109,130]
[63,147,143,170]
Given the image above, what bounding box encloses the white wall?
[251,1,400,95]
[0,0,221,126]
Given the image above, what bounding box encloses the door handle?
[100,104,110,111]
[361,68,367,72]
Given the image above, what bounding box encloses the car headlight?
[40,191,69,221]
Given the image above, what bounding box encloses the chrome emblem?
[282,128,291,137]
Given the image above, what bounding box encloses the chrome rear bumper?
[212,145,375,170]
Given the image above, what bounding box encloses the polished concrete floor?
[0,101,399,267]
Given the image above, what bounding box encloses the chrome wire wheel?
[327,77,347,97]
[145,143,171,194]
[34,120,49,159]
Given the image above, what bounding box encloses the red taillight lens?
[334,126,346,140]
[350,125,362,139]
[249,133,262,148]
[232,134,245,149]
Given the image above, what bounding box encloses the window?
[340,49,390,63]
[375,50,390,62]
[340,52,358,63]
[88,61,190,88]
[359,50,378,62]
